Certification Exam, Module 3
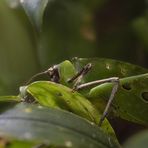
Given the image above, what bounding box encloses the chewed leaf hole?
[122,83,132,90]
[141,92,148,103]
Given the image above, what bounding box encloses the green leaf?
[0,0,39,95]
[72,58,148,82]
[27,81,100,124]
[123,130,148,148]
[0,103,120,148]
[24,81,117,138]
[89,73,148,125]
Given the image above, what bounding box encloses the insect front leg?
[67,63,92,90]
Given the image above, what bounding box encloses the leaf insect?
[66,63,119,126]
[26,60,120,126]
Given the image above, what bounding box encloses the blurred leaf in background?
[123,130,148,148]
[0,0,148,94]
[94,0,148,65]
[21,0,107,67]
[20,0,148,68]
[0,0,40,95]
[132,12,148,49]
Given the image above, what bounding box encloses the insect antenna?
[25,71,48,85]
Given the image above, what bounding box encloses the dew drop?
[90,122,95,126]
[38,105,43,109]
[106,63,110,70]
[24,132,32,139]
[24,108,32,113]
[66,100,71,104]
[20,0,24,3]
[65,141,72,147]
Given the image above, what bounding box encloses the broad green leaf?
[23,81,116,138]
[72,58,148,82]
[123,130,148,148]
[89,73,148,125]
[0,0,39,95]
[0,103,120,148]
[26,81,99,124]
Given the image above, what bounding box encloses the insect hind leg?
[68,63,119,126]
[76,77,119,126]
[98,78,119,126]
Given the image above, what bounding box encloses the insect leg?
[25,71,47,85]
[98,78,119,126]
[67,63,92,90]
[76,77,119,126]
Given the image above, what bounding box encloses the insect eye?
[47,65,60,83]
[48,67,54,76]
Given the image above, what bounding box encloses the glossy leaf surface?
[71,58,148,82]
[0,103,119,148]
[89,73,148,125]
[24,81,116,138]
[27,81,99,124]
[0,0,39,95]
